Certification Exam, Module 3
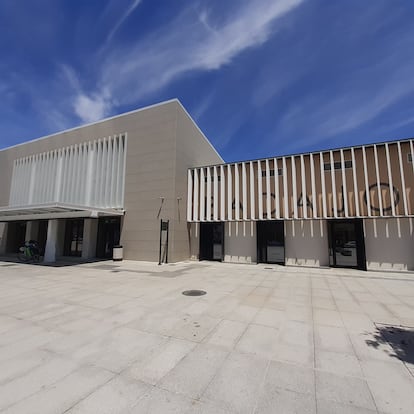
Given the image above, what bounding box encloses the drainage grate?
[182,290,207,296]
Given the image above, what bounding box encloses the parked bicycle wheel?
[17,247,29,262]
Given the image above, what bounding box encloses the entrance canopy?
[0,203,125,222]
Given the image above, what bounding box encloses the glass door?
[64,219,84,257]
[257,220,285,264]
[96,217,121,258]
[328,219,366,270]
[199,222,224,261]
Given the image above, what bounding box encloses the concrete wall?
[224,221,257,263]
[285,220,329,267]
[172,104,223,262]
[364,217,414,271]
[121,100,222,262]
[189,223,200,260]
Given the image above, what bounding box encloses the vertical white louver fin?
[9,133,127,209]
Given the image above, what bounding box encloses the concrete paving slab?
[0,355,80,411]
[255,387,316,414]
[235,323,280,359]
[265,360,315,395]
[315,371,377,411]
[316,399,378,414]
[158,343,228,399]
[127,337,196,385]
[202,351,269,414]
[129,386,194,413]
[315,349,363,377]
[205,319,247,349]
[65,373,148,414]
[3,365,114,414]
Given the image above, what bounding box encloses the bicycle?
[17,241,41,263]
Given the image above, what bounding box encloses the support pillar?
[82,218,98,259]
[0,223,7,255]
[44,219,59,262]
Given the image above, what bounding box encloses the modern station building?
[1,99,413,271]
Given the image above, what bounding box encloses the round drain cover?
[182,290,207,296]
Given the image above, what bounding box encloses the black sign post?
[158,219,169,265]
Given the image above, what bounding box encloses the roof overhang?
[0,203,125,222]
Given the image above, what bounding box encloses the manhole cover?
[182,290,207,296]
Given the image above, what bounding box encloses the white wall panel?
[9,134,127,209]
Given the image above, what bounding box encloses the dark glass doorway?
[37,220,48,255]
[96,217,121,259]
[328,219,366,270]
[257,220,285,264]
[199,222,224,261]
[64,219,84,257]
[6,221,26,253]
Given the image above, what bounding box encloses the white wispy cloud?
[73,94,111,124]
[269,24,414,153]
[105,0,142,45]
[72,0,303,123]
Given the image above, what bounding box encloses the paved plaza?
[0,260,413,413]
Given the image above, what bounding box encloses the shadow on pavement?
[366,324,414,365]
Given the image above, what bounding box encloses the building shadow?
[365,324,414,365]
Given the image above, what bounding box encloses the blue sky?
[1,0,414,162]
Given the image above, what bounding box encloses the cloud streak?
[73,0,303,123]
[105,0,142,45]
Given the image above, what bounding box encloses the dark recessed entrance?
[328,219,366,270]
[6,221,26,253]
[37,220,48,255]
[257,220,285,264]
[96,217,121,259]
[63,219,84,257]
[199,222,224,261]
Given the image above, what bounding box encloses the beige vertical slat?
[351,147,359,216]
[385,143,396,216]
[320,152,327,218]
[291,156,298,218]
[193,169,199,221]
[410,140,414,178]
[340,149,348,217]
[227,165,232,220]
[213,166,218,221]
[250,162,255,220]
[300,154,307,218]
[310,153,317,218]
[235,164,240,220]
[206,167,212,221]
[283,157,289,218]
[200,168,205,221]
[397,142,408,215]
[258,161,263,219]
[220,165,225,220]
[242,162,247,220]
[265,159,271,219]
[362,146,371,217]
[187,169,193,221]
[330,151,337,218]
[373,144,383,216]
[274,158,280,219]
